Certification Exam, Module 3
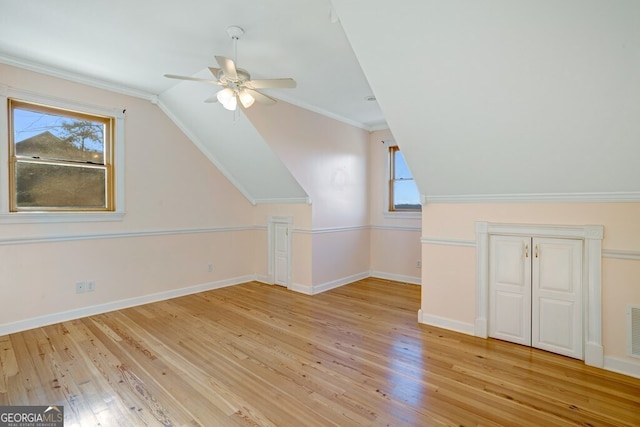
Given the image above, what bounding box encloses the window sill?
[383,211,422,220]
[0,211,125,224]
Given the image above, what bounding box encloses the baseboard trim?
[290,282,314,295]
[370,271,421,285]
[585,342,605,368]
[603,356,640,379]
[254,274,270,284]
[312,271,370,295]
[0,275,255,336]
[419,313,476,336]
[0,272,412,336]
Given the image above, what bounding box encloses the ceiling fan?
[164,26,296,111]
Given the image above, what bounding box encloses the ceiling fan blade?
[247,78,297,89]
[215,56,237,80]
[208,67,221,79]
[245,89,277,105]
[247,78,296,89]
[164,74,222,85]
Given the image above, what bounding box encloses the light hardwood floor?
[1,278,639,426]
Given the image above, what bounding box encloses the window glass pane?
[393,180,421,210]
[393,150,413,179]
[13,108,105,163]
[15,162,106,209]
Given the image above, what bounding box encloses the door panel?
[532,238,583,359]
[274,223,289,286]
[537,298,576,349]
[489,235,532,346]
[494,291,528,340]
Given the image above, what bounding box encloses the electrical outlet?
[76,281,86,293]
[416,260,422,268]
[86,281,96,292]
[208,263,214,273]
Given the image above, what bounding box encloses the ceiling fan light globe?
[239,91,255,108]
[216,87,235,105]
[222,95,237,111]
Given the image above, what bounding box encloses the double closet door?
[489,235,583,359]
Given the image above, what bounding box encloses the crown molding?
[424,192,640,204]
[0,54,155,101]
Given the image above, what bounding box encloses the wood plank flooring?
[1,278,639,426]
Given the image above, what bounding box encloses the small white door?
[273,222,290,287]
[532,237,583,359]
[489,235,532,346]
[489,234,583,360]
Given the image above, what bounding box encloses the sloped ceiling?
[332,0,640,199]
[158,70,308,204]
[2,1,640,202]
[0,0,381,205]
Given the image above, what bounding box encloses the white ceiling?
[4,0,640,201]
[0,0,385,130]
[334,0,640,198]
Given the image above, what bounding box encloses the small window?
[389,145,421,212]
[8,99,114,212]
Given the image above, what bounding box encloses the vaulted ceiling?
[2,0,639,202]
[333,0,640,200]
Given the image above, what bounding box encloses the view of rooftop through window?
[13,107,105,161]
[10,100,112,211]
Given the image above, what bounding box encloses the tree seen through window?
[9,99,113,211]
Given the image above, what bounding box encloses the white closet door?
[274,222,290,286]
[532,237,583,359]
[489,235,532,346]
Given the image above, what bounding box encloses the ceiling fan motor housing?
[226,25,244,40]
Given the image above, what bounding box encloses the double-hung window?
[389,145,421,212]
[7,98,119,215]
[1,90,125,223]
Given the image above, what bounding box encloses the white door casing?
[476,222,603,367]
[268,216,293,289]
[489,235,583,359]
[274,222,289,286]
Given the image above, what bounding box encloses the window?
[8,99,114,212]
[0,89,125,223]
[389,145,421,212]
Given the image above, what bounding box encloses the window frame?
[0,87,125,223]
[388,145,422,214]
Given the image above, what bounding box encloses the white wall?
[333,0,640,198]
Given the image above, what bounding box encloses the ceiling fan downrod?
[226,25,244,65]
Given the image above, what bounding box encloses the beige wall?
[368,129,422,283]
[246,102,370,229]
[421,202,640,371]
[0,64,256,332]
[251,203,313,288]
[246,102,372,290]
[1,64,421,332]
